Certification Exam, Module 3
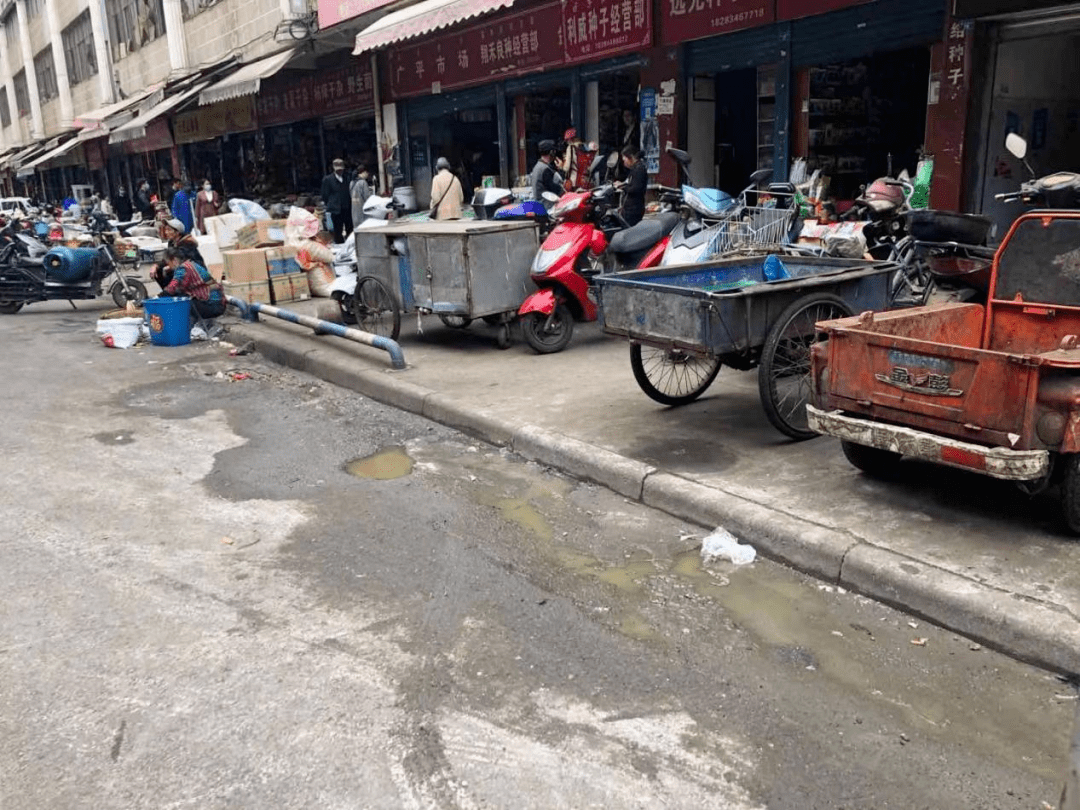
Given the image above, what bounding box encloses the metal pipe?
[226,296,406,370]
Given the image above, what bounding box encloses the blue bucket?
[143,297,191,346]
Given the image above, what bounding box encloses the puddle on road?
[497,498,553,541]
[345,447,415,480]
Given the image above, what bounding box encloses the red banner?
[563,0,652,61]
[388,2,565,98]
[256,61,375,127]
[660,0,773,46]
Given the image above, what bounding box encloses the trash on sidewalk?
[96,315,146,349]
[911,637,928,646]
[700,527,756,566]
[229,340,256,356]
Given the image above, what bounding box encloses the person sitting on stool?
[151,218,205,291]
[158,247,226,323]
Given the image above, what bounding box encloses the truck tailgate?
[823,308,1036,441]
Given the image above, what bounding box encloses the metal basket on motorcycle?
[704,181,800,258]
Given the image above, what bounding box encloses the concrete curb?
[226,318,1080,675]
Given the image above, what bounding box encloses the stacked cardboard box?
[265,245,300,276]
[269,272,310,304]
[236,219,287,249]
[203,213,245,249]
[221,248,271,305]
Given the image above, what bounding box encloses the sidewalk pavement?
[225,298,1080,675]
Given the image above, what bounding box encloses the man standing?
[530,140,564,202]
[319,158,352,243]
[429,157,464,220]
[170,179,193,234]
[113,187,133,222]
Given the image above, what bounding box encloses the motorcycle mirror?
[1005,133,1027,160]
[666,147,691,166]
[750,168,773,185]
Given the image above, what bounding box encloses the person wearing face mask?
[194,179,221,235]
[113,187,133,222]
[319,158,353,243]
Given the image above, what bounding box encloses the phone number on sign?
[709,7,765,26]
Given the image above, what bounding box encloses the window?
[62,11,98,85]
[26,0,43,18]
[180,0,222,20]
[105,0,165,62]
[34,47,58,102]
[0,88,10,128]
[3,11,17,51]
[13,70,29,118]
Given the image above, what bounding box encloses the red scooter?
[518,182,678,353]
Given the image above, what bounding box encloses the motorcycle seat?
[609,212,680,255]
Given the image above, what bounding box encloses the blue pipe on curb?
[227,296,407,370]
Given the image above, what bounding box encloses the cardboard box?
[223,249,269,283]
[206,262,225,282]
[204,213,244,249]
[270,272,310,304]
[222,279,272,305]
[197,234,223,269]
[236,219,287,249]
[265,244,300,276]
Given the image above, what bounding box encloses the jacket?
[194,190,220,234]
[621,160,648,226]
[320,171,351,215]
[430,169,464,220]
[530,159,562,202]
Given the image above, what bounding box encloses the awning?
[4,142,46,173]
[17,136,82,175]
[352,0,515,54]
[109,81,208,144]
[72,84,164,134]
[198,49,295,106]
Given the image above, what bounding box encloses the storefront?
[254,59,377,197]
[369,0,654,198]
[174,97,260,196]
[684,0,944,202]
[958,2,1080,236]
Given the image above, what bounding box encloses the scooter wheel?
[521,304,574,354]
[0,300,24,314]
[111,278,148,308]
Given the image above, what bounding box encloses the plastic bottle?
[763,254,789,281]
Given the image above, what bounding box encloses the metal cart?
[352,220,539,348]
[595,255,898,439]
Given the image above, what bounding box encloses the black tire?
[630,344,722,406]
[439,314,473,329]
[111,277,148,308]
[521,303,574,354]
[352,276,401,341]
[495,324,511,350]
[0,300,23,314]
[1061,455,1080,535]
[841,440,902,478]
[758,292,853,440]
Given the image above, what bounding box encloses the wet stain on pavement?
[496,498,552,541]
[93,431,136,445]
[345,447,414,480]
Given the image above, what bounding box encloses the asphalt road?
[0,301,1075,809]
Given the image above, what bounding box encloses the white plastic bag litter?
[701,527,756,566]
[96,317,144,349]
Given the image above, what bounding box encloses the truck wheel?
[1060,455,1080,534]
[841,440,901,478]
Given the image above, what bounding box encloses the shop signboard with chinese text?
[256,62,376,128]
[174,98,258,145]
[121,119,173,154]
[661,0,774,46]
[318,0,397,31]
[562,0,652,62]
[388,2,564,98]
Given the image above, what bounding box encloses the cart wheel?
[495,323,511,350]
[630,344,722,406]
[0,300,23,314]
[758,292,853,440]
[439,314,473,329]
[1061,455,1080,535]
[482,315,503,326]
[841,440,902,478]
[111,277,148,308]
[334,293,357,325]
[352,276,401,341]
[521,304,574,354]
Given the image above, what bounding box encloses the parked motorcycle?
[655,147,736,266]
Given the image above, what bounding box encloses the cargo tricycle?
[595,254,899,439]
[809,134,1080,531]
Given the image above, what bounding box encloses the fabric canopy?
[4,142,46,173]
[198,49,296,106]
[72,84,164,133]
[17,136,82,175]
[352,0,515,54]
[109,82,208,144]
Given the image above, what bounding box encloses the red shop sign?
[660,0,774,46]
[563,0,652,62]
[388,2,565,98]
[257,62,375,127]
